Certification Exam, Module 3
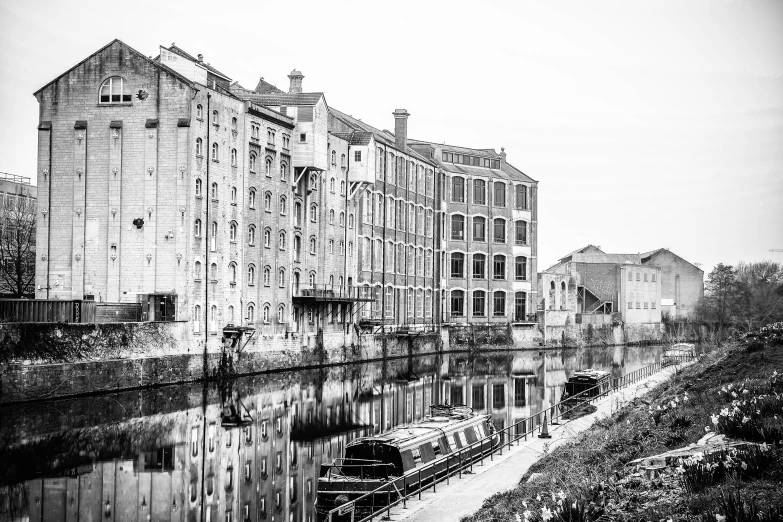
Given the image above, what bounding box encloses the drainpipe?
[46,125,53,299]
[381,145,388,321]
[204,93,211,374]
[342,146,350,333]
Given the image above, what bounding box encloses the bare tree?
[0,188,36,298]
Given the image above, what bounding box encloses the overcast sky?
[1,0,781,272]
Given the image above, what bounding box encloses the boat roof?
[569,368,610,380]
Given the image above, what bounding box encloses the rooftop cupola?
[288,70,304,94]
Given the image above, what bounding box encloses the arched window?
[329,209,335,224]
[493,255,506,280]
[194,219,202,237]
[229,262,237,284]
[247,303,255,323]
[195,178,202,197]
[515,256,528,281]
[561,281,567,310]
[248,225,256,245]
[310,204,317,222]
[516,185,528,210]
[263,228,271,247]
[451,290,465,317]
[228,305,234,323]
[340,180,345,196]
[99,76,131,103]
[331,150,336,165]
[230,186,237,204]
[472,253,486,279]
[212,110,219,125]
[209,263,217,281]
[249,152,257,172]
[310,173,318,190]
[493,218,506,243]
[277,304,285,323]
[294,201,302,227]
[263,266,271,286]
[473,290,486,317]
[231,148,237,166]
[264,191,272,211]
[265,157,273,176]
[211,182,218,200]
[278,268,286,287]
[279,231,286,250]
[473,179,486,205]
[194,305,202,333]
[280,162,288,181]
[196,104,203,119]
[515,220,528,245]
[247,264,256,285]
[339,212,345,227]
[340,154,346,168]
[493,291,506,316]
[194,261,202,280]
[329,178,335,193]
[450,252,465,278]
[339,240,345,255]
[309,272,316,286]
[309,237,316,255]
[229,221,237,241]
[263,304,270,323]
[195,138,203,157]
[280,196,287,215]
[209,305,217,332]
[348,213,354,228]
[472,216,486,241]
[231,117,237,132]
[211,142,219,161]
[210,221,217,249]
[248,188,256,208]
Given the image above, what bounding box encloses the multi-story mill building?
[32,39,538,346]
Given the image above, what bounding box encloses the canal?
[0,345,665,522]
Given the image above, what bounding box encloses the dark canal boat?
[315,405,499,520]
[560,368,611,404]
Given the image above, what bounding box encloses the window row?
[449,176,529,209]
[362,190,435,237]
[448,253,528,281]
[374,149,435,197]
[628,271,657,282]
[193,303,287,332]
[627,301,658,310]
[360,286,435,320]
[449,215,528,244]
[449,290,512,317]
[442,151,501,170]
[361,239,434,277]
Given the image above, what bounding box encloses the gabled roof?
[328,107,436,166]
[254,77,284,94]
[559,245,605,263]
[640,248,704,272]
[501,160,537,184]
[34,39,196,96]
[243,92,325,107]
[165,45,231,80]
[330,131,374,146]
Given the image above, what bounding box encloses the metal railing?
[292,284,372,301]
[0,172,31,185]
[325,354,695,522]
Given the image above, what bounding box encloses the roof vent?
[197,54,204,63]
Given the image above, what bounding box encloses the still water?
[0,345,664,522]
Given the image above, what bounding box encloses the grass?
[461,326,783,522]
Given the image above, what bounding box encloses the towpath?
[381,364,686,522]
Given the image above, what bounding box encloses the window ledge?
[211,159,219,163]
[196,195,203,200]
[231,202,237,206]
[98,103,133,107]
[196,155,204,159]
[194,279,202,282]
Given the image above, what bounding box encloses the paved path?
[381,365,685,522]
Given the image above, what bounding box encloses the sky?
[1,0,781,272]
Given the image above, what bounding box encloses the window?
[299,133,306,142]
[263,266,270,285]
[195,178,203,197]
[340,180,346,196]
[99,76,131,103]
[229,263,237,285]
[516,185,528,210]
[194,260,202,280]
[229,221,237,242]
[280,162,288,181]
[211,142,219,161]
[212,110,219,125]
[262,304,270,323]
[451,176,465,203]
[249,153,257,172]
[451,290,465,317]
[248,225,255,245]
[196,104,203,119]
[247,303,255,323]
[194,219,202,238]
[450,252,465,278]
[331,150,336,165]
[473,290,486,316]
[209,263,218,281]
[309,237,316,255]
[328,209,334,224]
[263,192,272,212]
[196,138,203,157]
[493,255,506,280]
[515,221,527,245]
[493,291,506,316]
[628,271,633,281]
[309,272,316,286]
[328,239,334,254]
[473,179,486,205]
[636,272,640,281]
[473,216,486,241]
[247,265,255,285]
[514,379,526,406]
[310,204,317,222]
[263,157,272,177]
[267,128,275,145]
[231,148,237,167]
[194,305,202,333]
[341,154,346,168]
[339,212,345,227]
[473,253,486,279]
[354,150,362,162]
[493,218,506,243]
[280,196,287,215]
[515,256,527,281]
[493,182,506,207]
[278,268,286,287]
[211,182,218,200]
[230,186,237,204]
[263,228,271,248]
[231,117,237,132]
[279,231,286,250]
[451,214,465,240]
[277,304,286,323]
[472,385,486,410]
[493,383,505,409]
[248,189,256,209]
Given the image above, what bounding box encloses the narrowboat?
[560,368,611,404]
[315,405,499,519]
[663,342,695,363]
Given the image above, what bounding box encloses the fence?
[0,299,95,323]
[325,354,695,522]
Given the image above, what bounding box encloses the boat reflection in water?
[0,345,663,522]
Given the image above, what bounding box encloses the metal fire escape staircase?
[578,285,613,314]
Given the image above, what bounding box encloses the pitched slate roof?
[254,77,284,94]
[410,138,502,159]
[328,107,436,166]
[165,45,231,80]
[502,160,537,183]
[243,92,325,107]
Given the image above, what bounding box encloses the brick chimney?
[393,109,410,151]
[500,147,507,162]
[288,70,304,94]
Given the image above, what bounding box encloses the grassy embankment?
[463,323,783,522]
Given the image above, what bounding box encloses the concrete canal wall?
[0,320,699,404]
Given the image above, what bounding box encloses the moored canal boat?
[315,405,499,520]
[560,368,611,405]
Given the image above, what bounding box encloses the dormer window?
[99,77,131,104]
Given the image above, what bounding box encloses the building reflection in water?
[0,346,663,522]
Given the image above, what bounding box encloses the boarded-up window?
[298,107,314,122]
